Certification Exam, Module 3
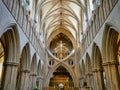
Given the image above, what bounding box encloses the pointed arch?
[37,60,42,76]
[0,24,20,63]
[102,24,120,89]
[102,24,119,62]
[92,43,102,69]
[31,53,37,73]
[45,63,78,87]
[20,43,31,70]
[91,43,105,90]
[47,28,76,49]
[86,53,91,74]
[0,24,20,89]
[81,59,85,75]
[16,43,31,89]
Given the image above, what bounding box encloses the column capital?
[3,61,19,67]
[21,69,30,73]
[86,73,93,76]
[30,73,37,76]
[37,76,43,79]
[92,68,103,72]
[102,60,118,66]
[79,76,85,80]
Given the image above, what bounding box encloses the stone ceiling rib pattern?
[37,0,86,40]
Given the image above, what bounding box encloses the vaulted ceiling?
[23,0,94,50]
[37,0,87,41]
[36,0,88,59]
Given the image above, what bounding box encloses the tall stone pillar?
[103,61,120,90]
[79,76,88,90]
[29,73,37,90]
[37,76,43,90]
[1,61,19,90]
[93,68,104,90]
[86,73,93,90]
[18,69,30,90]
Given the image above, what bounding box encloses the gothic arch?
[20,43,31,70]
[0,24,20,63]
[17,43,31,90]
[46,28,76,49]
[91,42,104,90]
[29,53,38,90]
[37,60,44,77]
[85,53,92,74]
[81,60,85,76]
[31,53,37,74]
[102,24,120,89]
[92,43,102,69]
[0,24,20,89]
[37,60,42,76]
[102,24,119,62]
[79,59,85,76]
[45,63,78,87]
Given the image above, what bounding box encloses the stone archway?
[81,60,85,76]
[46,28,76,50]
[16,43,31,90]
[0,25,20,90]
[102,25,120,90]
[92,43,104,90]
[49,66,74,90]
[45,63,78,89]
[85,53,92,89]
[29,53,37,90]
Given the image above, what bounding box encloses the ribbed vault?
[37,0,86,41]
[35,0,88,60]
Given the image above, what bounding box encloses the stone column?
[18,69,30,90]
[86,73,93,90]
[103,61,120,90]
[79,76,88,90]
[37,76,43,90]
[1,61,19,90]
[29,73,37,90]
[93,68,104,90]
